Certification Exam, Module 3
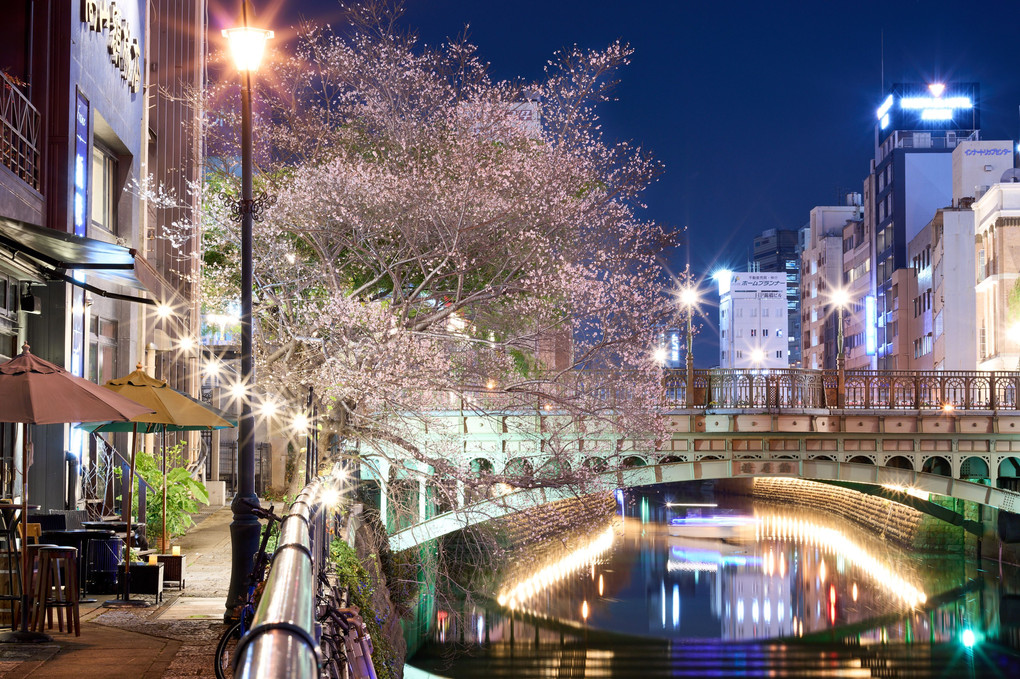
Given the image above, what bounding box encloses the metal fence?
[0,73,40,190]
[661,368,1020,411]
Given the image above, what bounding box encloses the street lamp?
[222,3,273,622]
[680,286,699,403]
[831,288,851,407]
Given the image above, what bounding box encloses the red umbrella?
[0,343,153,641]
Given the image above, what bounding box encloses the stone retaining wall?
[750,477,966,553]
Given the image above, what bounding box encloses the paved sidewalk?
[0,504,236,678]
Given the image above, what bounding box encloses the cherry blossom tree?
[196,0,683,508]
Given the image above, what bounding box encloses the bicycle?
[214,501,283,679]
[316,569,378,679]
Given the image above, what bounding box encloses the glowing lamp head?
[319,486,342,509]
[179,336,195,352]
[292,412,310,434]
[680,286,699,308]
[156,303,173,319]
[259,398,278,418]
[222,25,274,72]
[831,288,850,309]
[652,347,667,364]
[750,348,765,365]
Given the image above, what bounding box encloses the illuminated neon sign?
[865,295,877,355]
[900,96,972,110]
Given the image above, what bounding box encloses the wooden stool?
[32,546,79,636]
[16,543,58,628]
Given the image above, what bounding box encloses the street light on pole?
[831,288,850,408]
[680,286,699,404]
[222,3,273,622]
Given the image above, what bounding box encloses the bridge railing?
[662,369,1020,411]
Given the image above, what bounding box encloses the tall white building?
[718,272,789,369]
[800,196,864,370]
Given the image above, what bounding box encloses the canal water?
[409,484,1020,678]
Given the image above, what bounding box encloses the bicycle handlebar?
[241,498,283,523]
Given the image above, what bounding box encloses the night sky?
[224,0,1020,363]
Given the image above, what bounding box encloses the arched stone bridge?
[388,458,1020,551]
[370,368,1020,550]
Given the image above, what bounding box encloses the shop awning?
[0,217,175,306]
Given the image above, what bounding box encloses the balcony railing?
[663,368,1020,411]
[0,73,40,190]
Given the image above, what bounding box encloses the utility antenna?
[880,29,885,93]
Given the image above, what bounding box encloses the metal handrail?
[234,473,339,679]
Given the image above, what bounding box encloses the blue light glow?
[962,629,976,648]
[865,295,877,355]
[921,108,953,121]
[876,94,893,120]
[880,113,890,129]
[713,269,733,295]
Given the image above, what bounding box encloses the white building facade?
[718,272,789,369]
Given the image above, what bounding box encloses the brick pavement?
[0,505,235,678]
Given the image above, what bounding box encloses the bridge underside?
[389,459,1020,551]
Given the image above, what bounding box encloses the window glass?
[91,145,117,234]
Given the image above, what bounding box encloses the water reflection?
[414,487,1020,678]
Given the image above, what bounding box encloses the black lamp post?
[832,288,850,408]
[680,286,699,402]
[222,4,273,622]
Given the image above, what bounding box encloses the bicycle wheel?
[214,621,243,679]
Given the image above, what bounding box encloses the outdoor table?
[40,528,115,601]
[0,503,39,630]
[81,521,146,547]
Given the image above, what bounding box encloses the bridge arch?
[389,459,1020,552]
[921,456,952,476]
[998,456,1020,491]
[960,456,990,481]
[884,455,914,470]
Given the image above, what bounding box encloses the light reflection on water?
[428,491,1020,649]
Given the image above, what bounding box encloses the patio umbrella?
[0,343,154,641]
[86,365,233,568]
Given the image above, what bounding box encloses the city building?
[751,229,802,366]
[905,140,1011,371]
[973,179,1020,371]
[866,82,980,369]
[0,2,202,509]
[717,271,788,369]
[799,196,863,370]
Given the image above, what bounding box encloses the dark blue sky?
[243,0,1020,362]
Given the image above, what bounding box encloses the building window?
[736,350,743,359]
[775,350,782,359]
[750,329,757,337]
[763,329,769,337]
[91,144,118,235]
[89,317,118,385]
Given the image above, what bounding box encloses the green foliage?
[508,348,531,376]
[1008,279,1020,324]
[329,539,400,679]
[133,443,209,542]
